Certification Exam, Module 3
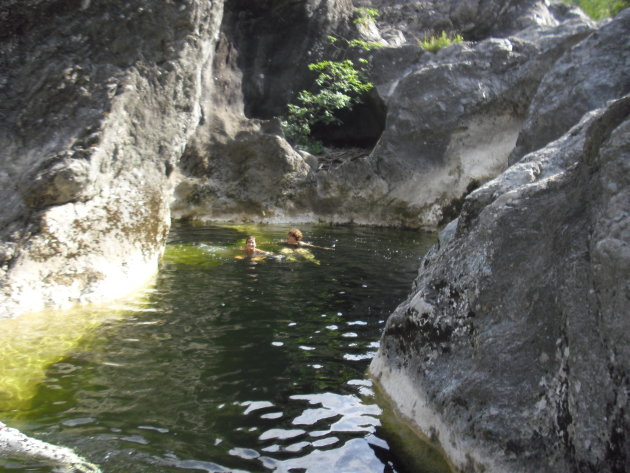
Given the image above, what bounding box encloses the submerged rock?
[0,421,101,472]
[370,96,630,473]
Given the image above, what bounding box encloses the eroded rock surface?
[0,0,224,317]
[370,96,630,473]
[174,0,599,228]
[509,8,630,163]
[298,11,595,227]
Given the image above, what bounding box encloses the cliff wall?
[0,0,224,317]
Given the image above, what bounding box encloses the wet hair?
[288,228,302,241]
[246,236,256,244]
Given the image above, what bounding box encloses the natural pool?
[0,223,451,473]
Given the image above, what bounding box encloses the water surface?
[0,223,450,473]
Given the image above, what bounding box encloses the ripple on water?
[259,428,307,441]
[241,400,275,415]
[1,223,440,473]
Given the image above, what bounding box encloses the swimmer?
[242,236,272,257]
[284,228,333,250]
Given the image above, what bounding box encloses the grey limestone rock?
[172,127,314,222]
[0,0,225,318]
[168,0,601,229]
[509,8,630,164]
[307,13,595,227]
[353,0,585,43]
[0,421,101,472]
[370,96,630,473]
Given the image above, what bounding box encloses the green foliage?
[419,31,464,52]
[614,0,630,14]
[348,39,385,51]
[562,0,629,18]
[354,7,379,25]
[282,37,376,152]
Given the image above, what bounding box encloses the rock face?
[370,95,630,473]
[0,0,224,317]
[354,0,576,43]
[174,0,599,228]
[292,10,596,227]
[170,0,348,222]
[509,8,630,163]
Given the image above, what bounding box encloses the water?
[0,223,450,473]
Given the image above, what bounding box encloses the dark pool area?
[0,222,452,473]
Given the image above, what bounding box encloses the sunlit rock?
[308,15,594,227]
[509,8,630,163]
[0,0,225,318]
[0,421,101,473]
[371,96,630,473]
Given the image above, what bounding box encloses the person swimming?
[284,228,333,250]
[243,235,271,256]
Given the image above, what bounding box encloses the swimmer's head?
[288,228,302,242]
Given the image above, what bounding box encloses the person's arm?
[301,242,334,250]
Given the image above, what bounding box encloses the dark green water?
[0,223,447,473]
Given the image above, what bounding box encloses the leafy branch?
[353,8,379,25]
[282,29,381,152]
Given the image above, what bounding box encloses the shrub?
[282,59,374,151]
[354,8,379,25]
[282,8,382,152]
[419,31,464,52]
[562,0,629,19]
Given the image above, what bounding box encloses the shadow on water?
[0,222,453,473]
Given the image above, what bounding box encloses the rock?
[370,96,630,473]
[306,15,594,227]
[0,421,101,472]
[509,8,630,164]
[0,0,225,318]
[354,0,586,43]
[219,0,356,120]
[165,0,598,229]
[172,129,313,222]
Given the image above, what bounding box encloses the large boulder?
[0,0,224,318]
[509,8,630,163]
[172,125,314,221]
[370,95,630,473]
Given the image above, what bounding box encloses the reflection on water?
[0,223,451,473]
[0,297,153,413]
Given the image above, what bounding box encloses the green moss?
[561,0,629,19]
[419,31,464,52]
[0,299,147,413]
